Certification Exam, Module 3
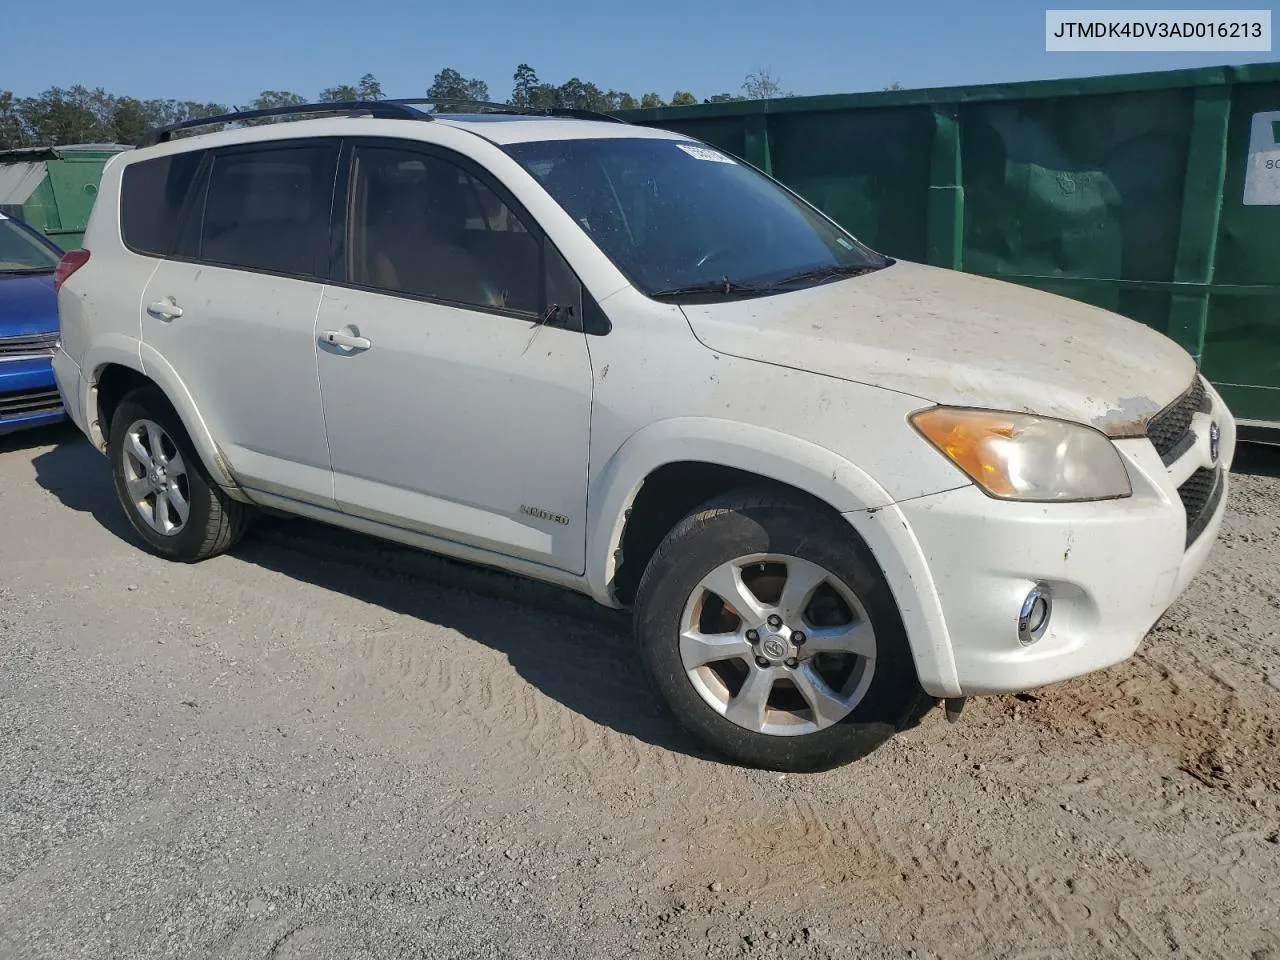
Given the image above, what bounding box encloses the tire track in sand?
[209,520,708,810]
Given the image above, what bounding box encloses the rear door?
[137,139,340,506]
[314,139,594,573]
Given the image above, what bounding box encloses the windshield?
[0,215,60,274]
[503,137,887,299]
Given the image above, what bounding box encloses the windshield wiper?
[760,263,882,290]
[648,277,767,300]
[649,263,884,301]
[0,266,56,276]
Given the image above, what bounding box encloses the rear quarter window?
[120,151,205,257]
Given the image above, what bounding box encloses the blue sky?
[5,0,1277,104]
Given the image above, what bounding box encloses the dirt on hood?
[680,259,1198,436]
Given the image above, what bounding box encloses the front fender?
[842,502,961,698]
[584,416,963,697]
[584,417,899,606]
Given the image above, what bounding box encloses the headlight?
[910,407,1132,502]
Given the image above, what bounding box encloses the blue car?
[0,212,64,435]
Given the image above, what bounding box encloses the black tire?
[108,386,250,562]
[633,488,929,772]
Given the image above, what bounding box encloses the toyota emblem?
[761,637,787,659]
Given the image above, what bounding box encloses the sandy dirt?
[2,423,1278,959]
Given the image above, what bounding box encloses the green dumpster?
[0,143,132,250]
[619,63,1280,437]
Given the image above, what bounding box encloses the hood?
[0,272,58,338]
[680,260,1195,436]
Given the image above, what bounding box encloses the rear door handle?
[146,298,183,320]
[321,330,372,351]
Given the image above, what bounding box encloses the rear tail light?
[53,249,90,295]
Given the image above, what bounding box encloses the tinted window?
[503,138,886,298]
[347,145,541,314]
[199,142,337,278]
[120,151,204,257]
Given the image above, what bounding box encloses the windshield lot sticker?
[676,143,736,163]
[1244,111,1280,205]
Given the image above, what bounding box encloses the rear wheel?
[109,387,249,562]
[634,490,927,771]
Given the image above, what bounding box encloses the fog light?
[1018,583,1052,645]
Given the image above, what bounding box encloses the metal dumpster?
[619,63,1280,436]
[0,143,131,250]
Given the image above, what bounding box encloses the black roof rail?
[390,97,526,112]
[137,96,629,147]
[385,98,629,124]
[543,107,629,123]
[138,100,431,146]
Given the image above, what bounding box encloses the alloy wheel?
[678,553,876,736]
[120,418,190,537]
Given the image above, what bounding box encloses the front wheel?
[109,386,250,562]
[634,490,927,771]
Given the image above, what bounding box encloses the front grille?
[0,388,62,418]
[1146,376,1210,464]
[1178,466,1224,548]
[0,333,57,357]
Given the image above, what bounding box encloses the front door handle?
[322,330,372,351]
[146,298,183,320]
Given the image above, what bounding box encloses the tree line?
[0,66,791,150]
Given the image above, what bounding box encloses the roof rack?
[136,96,629,147]
[402,99,628,124]
[138,100,431,146]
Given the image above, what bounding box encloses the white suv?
[51,101,1236,771]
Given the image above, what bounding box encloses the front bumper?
[884,387,1235,697]
[0,354,63,436]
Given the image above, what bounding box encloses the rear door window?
[197,141,339,279]
[120,151,206,257]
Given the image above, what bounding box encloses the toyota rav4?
[50,102,1236,771]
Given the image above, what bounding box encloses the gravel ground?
[2,423,1278,960]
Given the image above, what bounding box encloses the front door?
[315,141,593,573]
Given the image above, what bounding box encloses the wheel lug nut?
[745,629,759,643]
[792,631,806,645]
[784,658,799,669]
[755,656,770,669]
[767,614,782,628]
